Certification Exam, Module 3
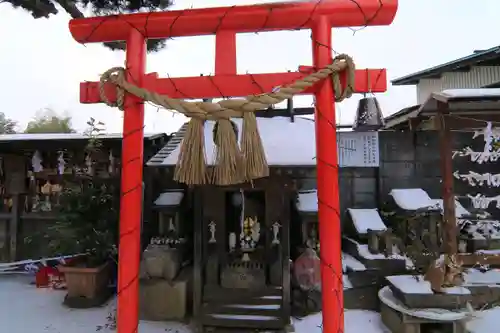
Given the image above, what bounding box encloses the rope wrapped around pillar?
[98,54,355,186]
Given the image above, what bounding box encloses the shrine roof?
[385,88,500,130]
[392,45,500,86]
[147,116,317,167]
[0,132,166,142]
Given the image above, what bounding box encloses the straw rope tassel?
[241,112,268,181]
[173,118,207,185]
[212,119,243,186]
[98,54,356,186]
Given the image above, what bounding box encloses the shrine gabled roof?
[392,45,500,86]
[146,117,317,167]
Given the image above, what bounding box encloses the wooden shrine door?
[197,184,291,330]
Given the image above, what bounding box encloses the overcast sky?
[0,0,499,134]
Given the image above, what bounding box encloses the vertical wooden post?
[438,103,458,254]
[116,28,146,333]
[312,16,344,333]
[192,187,203,330]
[8,194,21,261]
[437,103,459,283]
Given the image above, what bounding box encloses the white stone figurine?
[108,150,115,174]
[57,151,65,175]
[32,150,43,173]
[208,221,216,243]
[272,222,281,245]
[229,232,236,252]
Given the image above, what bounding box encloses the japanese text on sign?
[337,132,380,167]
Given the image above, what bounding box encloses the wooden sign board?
[337,132,380,167]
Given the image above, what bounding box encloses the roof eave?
[391,47,500,86]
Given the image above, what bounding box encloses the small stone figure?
[272,222,281,245]
[57,151,65,175]
[208,221,216,243]
[32,151,43,173]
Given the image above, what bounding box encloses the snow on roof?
[389,188,437,211]
[342,253,366,272]
[464,268,500,286]
[148,117,380,167]
[431,198,470,217]
[440,88,500,99]
[386,275,471,295]
[297,190,317,212]
[0,132,165,141]
[347,208,387,234]
[161,117,317,166]
[154,191,184,206]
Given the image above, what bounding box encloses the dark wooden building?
[146,114,380,331]
[0,132,168,262]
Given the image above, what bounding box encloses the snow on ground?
[2,274,388,333]
[293,310,389,333]
[466,307,500,333]
[0,275,191,333]
[2,274,497,333]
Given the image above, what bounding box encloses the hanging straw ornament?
[241,112,268,181]
[173,118,207,185]
[211,119,243,185]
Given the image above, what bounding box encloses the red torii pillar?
[68,1,397,333]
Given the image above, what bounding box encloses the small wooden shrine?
[146,111,382,331]
[0,132,167,262]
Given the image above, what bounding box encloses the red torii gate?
[68,1,398,332]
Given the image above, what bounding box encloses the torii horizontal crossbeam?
[80,67,386,104]
[68,0,397,42]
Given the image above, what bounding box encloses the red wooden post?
[117,28,146,332]
[312,16,344,333]
[67,2,398,333]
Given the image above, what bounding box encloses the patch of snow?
[154,191,184,206]
[466,306,500,333]
[431,198,470,217]
[386,275,470,295]
[297,190,317,212]
[459,219,500,240]
[293,310,390,333]
[343,275,353,290]
[344,237,414,268]
[348,208,387,234]
[441,88,500,99]
[378,286,470,321]
[342,253,366,272]
[389,188,436,211]
[0,275,191,333]
[464,269,500,286]
[210,314,277,320]
[226,304,281,310]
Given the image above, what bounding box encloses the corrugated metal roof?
[392,46,500,86]
[0,132,165,142]
[384,88,500,129]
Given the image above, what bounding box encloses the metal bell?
[352,96,385,131]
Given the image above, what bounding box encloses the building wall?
[302,130,500,223]
[416,66,500,103]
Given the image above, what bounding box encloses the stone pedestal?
[139,276,189,321]
[380,301,466,333]
[379,286,468,333]
[142,245,182,281]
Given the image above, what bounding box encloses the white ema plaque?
[337,132,380,167]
